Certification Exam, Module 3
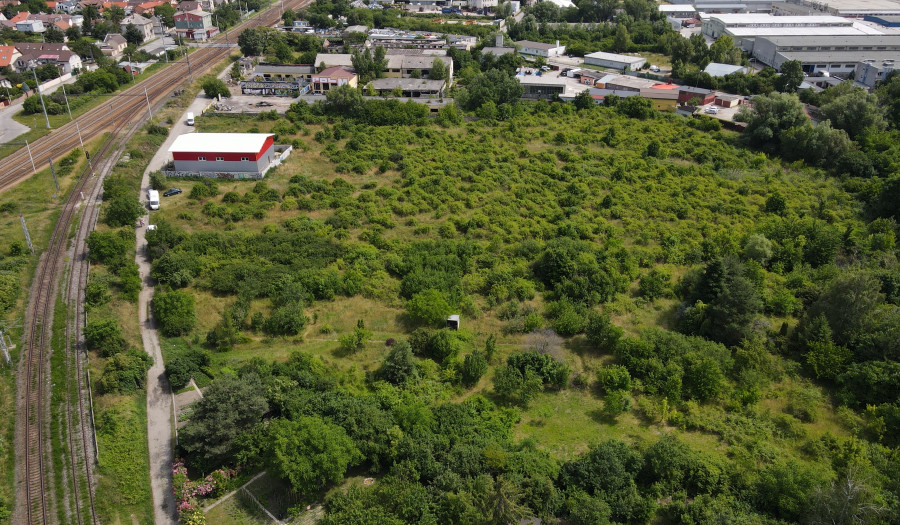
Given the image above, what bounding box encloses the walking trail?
[136,94,211,525]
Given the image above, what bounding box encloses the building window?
[241,156,249,161]
[198,156,206,161]
[216,156,224,161]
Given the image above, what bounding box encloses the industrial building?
[583,51,647,70]
[751,35,900,75]
[167,134,290,179]
[856,58,898,88]
[815,0,900,17]
[865,14,900,26]
[515,40,567,58]
[658,4,696,17]
[701,13,883,49]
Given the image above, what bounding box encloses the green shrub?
[153,290,196,337]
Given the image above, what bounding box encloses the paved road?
[0,100,30,144]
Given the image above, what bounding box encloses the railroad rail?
[16,1,311,523]
[0,0,309,194]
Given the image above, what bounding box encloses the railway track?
[16,2,311,523]
[0,0,308,194]
[23,112,127,525]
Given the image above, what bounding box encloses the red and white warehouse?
[168,133,280,178]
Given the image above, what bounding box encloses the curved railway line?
[16,0,311,522]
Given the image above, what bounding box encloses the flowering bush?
[171,459,239,524]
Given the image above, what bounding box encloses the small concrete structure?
[703,62,749,77]
[446,315,460,330]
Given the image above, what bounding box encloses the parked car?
[649,65,660,72]
[163,188,183,197]
[148,189,160,210]
[704,106,719,114]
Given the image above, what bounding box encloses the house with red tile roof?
[311,66,357,94]
[0,45,22,68]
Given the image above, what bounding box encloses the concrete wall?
[37,73,73,93]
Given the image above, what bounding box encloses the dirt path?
[135,100,209,524]
[136,210,178,525]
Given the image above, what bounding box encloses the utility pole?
[0,329,11,366]
[62,83,72,120]
[49,159,59,194]
[144,87,152,120]
[30,66,51,129]
[24,139,36,173]
[20,215,35,255]
[185,48,193,82]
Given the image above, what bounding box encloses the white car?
[704,106,719,114]
[649,65,660,72]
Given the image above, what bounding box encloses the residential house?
[14,42,82,73]
[99,33,128,58]
[176,0,200,10]
[515,39,566,58]
[173,9,218,41]
[55,0,80,13]
[12,11,83,30]
[15,19,45,32]
[0,45,22,69]
[310,66,357,93]
[134,0,165,14]
[121,13,154,41]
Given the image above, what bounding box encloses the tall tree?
[179,374,269,471]
[613,24,631,53]
[266,416,362,493]
[776,59,804,93]
[738,91,808,148]
[819,88,885,140]
[123,23,143,45]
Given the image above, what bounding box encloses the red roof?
[0,45,17,67]
[649,83,680,90]
[317,66,355,78]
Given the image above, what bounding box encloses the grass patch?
[204,490,272,525]
[93,393,153,524]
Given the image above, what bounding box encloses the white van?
[186,112,194,126]
[148,189,160,210]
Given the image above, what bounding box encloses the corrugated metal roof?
[168,133,273,154]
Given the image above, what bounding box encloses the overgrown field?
[138,102,900,523]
